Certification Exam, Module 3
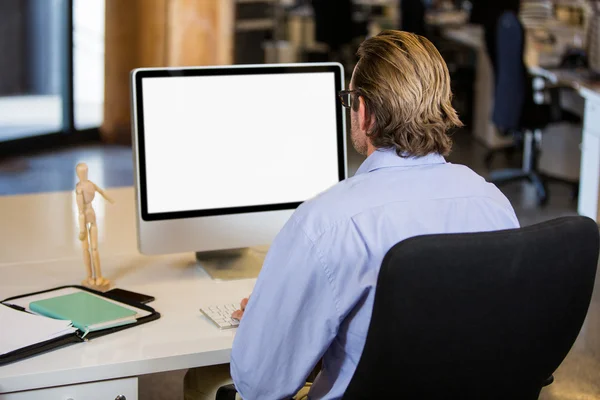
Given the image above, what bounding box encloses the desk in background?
[442,25,515,149]
[425,9,469,28]
[441,23,600,222]
[529,67,600,222]
[0,188,255,399]
[442,21,585,148]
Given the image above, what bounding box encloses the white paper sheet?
[0,304,77,356]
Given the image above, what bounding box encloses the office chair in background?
[471,0,522,77]
[311,0,353,52]
[486,11,581,206]
[308,0,360,71]
[216,216,599,399]
[343,216,599,399]
[400,0,427,37]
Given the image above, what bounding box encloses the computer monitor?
[130,63,347,258]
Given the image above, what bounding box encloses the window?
[0,0,105,146]
[73,0,105,130]
[0,0,67,142]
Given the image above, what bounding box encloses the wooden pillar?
[102,0,234,144]
[167,0,234,67]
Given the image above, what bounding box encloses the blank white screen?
[141,72,341,214]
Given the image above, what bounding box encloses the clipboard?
[0,285,160,367]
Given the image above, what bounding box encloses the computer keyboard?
[200,304,240,329]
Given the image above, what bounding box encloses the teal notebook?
[30,291,137,334]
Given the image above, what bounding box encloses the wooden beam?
[167,0,234,66]
[102,0,233,144]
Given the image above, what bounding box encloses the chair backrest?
[492,10,529,132]
[343,216,599,400]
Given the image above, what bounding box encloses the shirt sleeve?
[230,216,341,399]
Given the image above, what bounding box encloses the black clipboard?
[0,285,161,367]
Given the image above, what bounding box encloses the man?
[185,30,519,399]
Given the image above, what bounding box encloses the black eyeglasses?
[338,90,359,109]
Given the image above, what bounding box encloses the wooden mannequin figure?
[75,163,115,291]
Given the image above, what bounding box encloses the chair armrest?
[541,83,577,91]
[216,384,238,400]
[529,74,579,122]
[530,72,578,92]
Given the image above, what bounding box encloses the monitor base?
[195,246,269,281]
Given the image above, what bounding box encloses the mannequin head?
[76,163,89,181]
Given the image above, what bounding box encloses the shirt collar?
[355,147,447,175]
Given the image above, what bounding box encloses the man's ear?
[358,96,371,133]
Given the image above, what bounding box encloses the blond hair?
[352,30,463,157]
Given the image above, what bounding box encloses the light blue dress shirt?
[231,148,520,399]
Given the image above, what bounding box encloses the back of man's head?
[352,30,463,157]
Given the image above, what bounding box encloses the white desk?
[0,188,255,399]
[443,24,600,220]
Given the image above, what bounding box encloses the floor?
[0,143,131,196]
[0,130,597,399]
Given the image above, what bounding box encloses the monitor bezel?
[132,63,346,222]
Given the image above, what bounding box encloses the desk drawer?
[0,378,137,400]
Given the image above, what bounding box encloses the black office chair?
[343,216,599,399]
[217,216,599,400]
[485,11,581,206]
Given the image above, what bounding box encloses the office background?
[0,0,598,399]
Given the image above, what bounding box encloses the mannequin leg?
[81,225,95,286]
[90,223,110,289]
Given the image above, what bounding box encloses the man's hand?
[231,297,249,321]
[79,231,86,241]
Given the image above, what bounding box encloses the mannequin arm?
[93,183,115,204]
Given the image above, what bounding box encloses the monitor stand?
[195,245,268,281]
